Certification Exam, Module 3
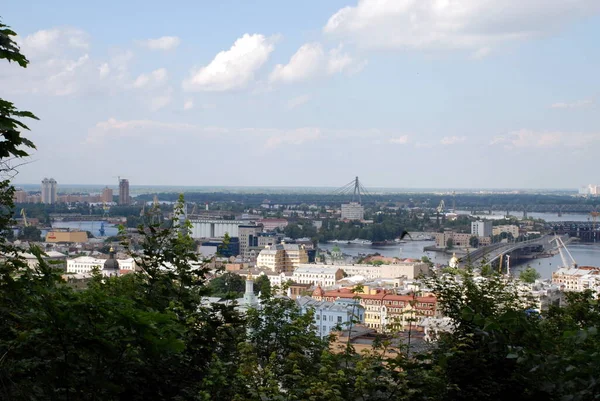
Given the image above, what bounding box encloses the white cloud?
[491,129,600,148]
[98,63,110,78]
[149,87,173,111]
[133,68,168,88]
[19,27,89,58]
[183,99,194,110]
[270,42,366,84]
[440,136,467,145]
[287,94,311,110]
[270,43,325,83]
[327,44,366,75]
[389,135,409,144]
[550,99,594,109]
[138,36,181,51]
[324,0,600,52]
[183,33,275,92]
[472,47,491,60]
[1,28,136,96]
[264,128,321,149]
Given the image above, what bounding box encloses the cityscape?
[2,1,600,400]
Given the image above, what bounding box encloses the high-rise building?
[41,178,57,204]
[101,187,113,203]
[471,220,493,238]
[238,224,263,259]
[341,202,364,221]
[118,179,130,205]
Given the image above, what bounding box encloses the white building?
[341,202,364,221]
[67,255,137,274]
[471,220,492,237]
[292,265,345,287]
[328,261,429,281]
[41,178,57,204]
[296,296,364,338]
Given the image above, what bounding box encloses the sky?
[2,0,600,189]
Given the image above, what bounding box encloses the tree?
[253,274,271,298]
[207,272,245,298]
[469,235,479,248]
[18,225,42,241]
[446,238,454,249]
[519,265,541,283]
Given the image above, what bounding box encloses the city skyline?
[2,1,600,188]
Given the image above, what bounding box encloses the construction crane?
[436,200,445,226]
[591,211,600,230]
[20,208,28,227]
[552,235,577,269]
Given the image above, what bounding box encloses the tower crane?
[436,200,445,226]
[20,208,28,227]
[591,211,600,230]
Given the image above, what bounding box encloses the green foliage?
[446,238,454,249]
[519,265,541,283]
[253,274,271,298]
[17,225,42,241]
[207,272,245,298]
[469,235,479,248]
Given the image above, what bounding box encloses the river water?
[318,241,600,280]
[51,221,120,237]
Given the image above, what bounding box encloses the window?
[337,316,342,323]
[316,314,320,320]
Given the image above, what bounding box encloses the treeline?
[2,211,600,400]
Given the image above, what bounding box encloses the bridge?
[549,221,600,242]
[460,235,562,268]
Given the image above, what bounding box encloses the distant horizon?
[13,182,579,195]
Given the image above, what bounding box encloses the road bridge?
[460,235,561,268]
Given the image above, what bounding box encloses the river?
[318,240,600,280]
[51,221,120,237]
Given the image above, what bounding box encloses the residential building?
[118,179,130,205]
[471,220,493,238]
[0,250,67,269]
[435,231,490,248]
[238,224,263,258]
[493,224,519,238]
[321,288,437,332]
[236,268,292,289]
[292,266,345,287]
[296,295,364,338]
[256,243,309,273]
[337,260,430,280]
[101,187,113,203]
[67,255,137,274]
[13,190,28,203]
[41,178,57,204]
[341,202,364,221]
[552,266,600,292]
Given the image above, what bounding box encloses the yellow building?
[45,231,88,243]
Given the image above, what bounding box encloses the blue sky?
[3,0,600,189]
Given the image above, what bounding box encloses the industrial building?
[341,202,364,221]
